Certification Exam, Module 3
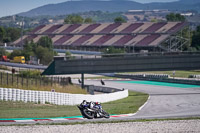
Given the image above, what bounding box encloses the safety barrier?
[189,75,200,79]
[115,74,169,79]
[0,88,128,105]
[115,74,200,85]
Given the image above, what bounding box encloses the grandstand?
[13,22,188,52]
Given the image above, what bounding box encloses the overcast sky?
[0,0,178,18]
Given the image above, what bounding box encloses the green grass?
[0,101,80,118]
[122,70,200,78]
[102,91,148,114]
[0,91,148,119]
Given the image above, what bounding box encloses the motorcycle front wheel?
[82,109,94,119]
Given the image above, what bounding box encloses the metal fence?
[0,72,72,89]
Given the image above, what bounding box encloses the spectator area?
[13,22,188,49]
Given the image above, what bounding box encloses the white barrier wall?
[0,88,128,105]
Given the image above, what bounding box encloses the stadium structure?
[13,22,189,52]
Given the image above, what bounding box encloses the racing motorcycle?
[77,100,110,119]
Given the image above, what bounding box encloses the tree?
[65,51,74,59]
[37,36,53,50]
[0,48,6,56]
[9,49,23,59]
[191,27,200,50]
[84,18,94,24]
[64,15,84,24]
[114,17,127,23]
[6,27,21,42]
[0,27,5,42]
[166,13,186,22]
[22,41,36,61]
[35,46,53,65]
[65,51,71,57]
[103,46,125,54]
[3,37,11,43]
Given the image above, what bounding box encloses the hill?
[18,0,200,17]
[18,1,143,17]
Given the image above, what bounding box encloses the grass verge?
[0,84,87,94]
[0,91,148,119]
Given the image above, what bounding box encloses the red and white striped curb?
[0,114,135,123]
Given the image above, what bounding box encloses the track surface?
[84,80,200,119]
[1,79,200,125]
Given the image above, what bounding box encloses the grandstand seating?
[113,35,136,46]
[90,24,110,33]
[136,34,161,46]
[80,24,101,33]
[63,35,82,45]
[111,23,130,33]
[149,35,169,46]
[54,35,73,45]
[52,35,63,42]
[82,35,103,46]
[29,25,45,33]
[167,22,186,33]
[43,25,63,34]
[104,35,124,46]
[14,22,188,50]
[99,23,121,33]
[92,35,115,46]
[53,25,71,33]
[156,22,177,33]
[134,23,153,33]
[120,23,143,33]
[36,25,53,34]
[61,24,81,33]
[73,35,94,46]
[143,23,167,33]
[72,24,90,33]
[124,35,147,46]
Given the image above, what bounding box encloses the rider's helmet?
[95,102,100,105]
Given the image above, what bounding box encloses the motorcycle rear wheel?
[82,109,94,119]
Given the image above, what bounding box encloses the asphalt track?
[1,79,200,125]
[84,80,200,119]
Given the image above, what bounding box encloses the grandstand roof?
[13,22,188,48]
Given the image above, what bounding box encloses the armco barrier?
[0,88,128,105]
[115,74,200,85]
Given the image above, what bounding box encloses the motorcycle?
[77,100,110,119]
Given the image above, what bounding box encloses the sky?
[0,0,177,18]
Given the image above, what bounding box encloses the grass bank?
[0,91,148,118]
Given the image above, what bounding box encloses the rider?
[82,100,101,110]
[90,101,102,111]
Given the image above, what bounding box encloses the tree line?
[0,36,56,65]
[64,15,127,24]
[0,27,21,44]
